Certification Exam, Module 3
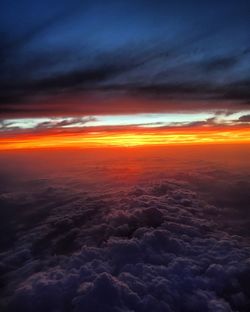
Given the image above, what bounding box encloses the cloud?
[1,40,250,118]
[0,162,250,311]
[35,116,97,129]
[237,114,250,122]
[1,0,250,118]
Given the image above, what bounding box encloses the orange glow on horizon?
[1,127,250,150]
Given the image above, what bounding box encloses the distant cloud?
[35,116,97,129]
[237,114,250,122]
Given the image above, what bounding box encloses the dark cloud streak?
[0,0,250,117]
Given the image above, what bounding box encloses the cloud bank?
[0,161,249,311]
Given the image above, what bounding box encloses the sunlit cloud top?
[1,111,250,132]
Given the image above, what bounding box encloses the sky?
[0,0,250,148]
[1,3,250,311]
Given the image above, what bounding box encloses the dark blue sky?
[0,0,250,117]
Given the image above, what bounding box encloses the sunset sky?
[1,2,250,312]
[0,0,250,149]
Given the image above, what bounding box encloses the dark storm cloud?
[0,0,250,117]
[0,164,250,311]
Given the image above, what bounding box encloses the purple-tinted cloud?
[0,163,249,311]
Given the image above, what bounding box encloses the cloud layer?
[1,0,250,117]
[0,153,249,311]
